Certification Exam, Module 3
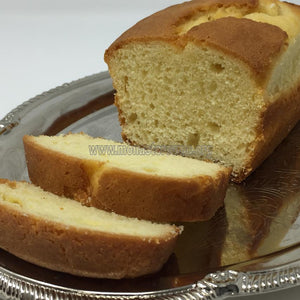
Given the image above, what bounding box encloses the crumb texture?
[0,180,177,238]
[0,179,180,279]
[23,134,230,222]
[105,0,300,180]
[26,134,225,177]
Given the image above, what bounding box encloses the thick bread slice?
[23,134,230,222]
[104,0,300,182]
[0,179,181,279]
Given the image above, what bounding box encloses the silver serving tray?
[1,72,300,299]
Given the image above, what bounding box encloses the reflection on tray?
[222,122,300,266]
[173,119,300,280]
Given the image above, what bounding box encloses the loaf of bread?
[104,0,300,182]
[0,179,181,279]
[23,133,230,222]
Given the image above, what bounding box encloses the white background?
[0,0,185,119]
[1,0,300,299]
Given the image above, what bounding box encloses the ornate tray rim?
[1,72,300,300]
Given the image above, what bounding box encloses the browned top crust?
[105,0,259,51]
[105,0,289,80]
[184,17,288,77]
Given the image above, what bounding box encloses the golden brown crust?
[23,136,230,222]
[232,80,300,182]
[23,135,92,204]
[184,17,288,78]
[105,0,289,79]
[93,167,230,222]
[105,0,258,53]
[0,180,180,279]
[0,178,16,188]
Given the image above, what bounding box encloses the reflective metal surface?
[0,72,300,299]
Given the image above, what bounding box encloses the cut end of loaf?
[105,0,300,181]
[108,41,264,177]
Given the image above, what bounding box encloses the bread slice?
[23,133,230,222]
[0,179,181,279]
[104,0,300,182]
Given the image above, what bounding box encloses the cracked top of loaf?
[105,0,300,80]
